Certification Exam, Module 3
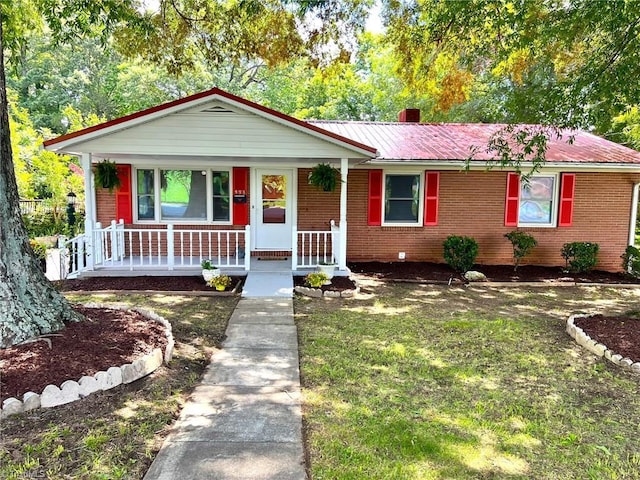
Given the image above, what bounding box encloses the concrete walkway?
[144,273,305,480]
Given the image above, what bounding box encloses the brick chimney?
[398,108,420,123]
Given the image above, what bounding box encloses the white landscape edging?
[567,314,640,374]
[1,304,174,419]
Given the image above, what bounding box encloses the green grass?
[0,294,237,480]
[296,282,640,480]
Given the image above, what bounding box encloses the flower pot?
[215,284,226,291]
[317,264,336,280]
[202,268,220,282]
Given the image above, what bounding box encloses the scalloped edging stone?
[1,304,174,419]
[294,283,360,298]
[567,314,640,374]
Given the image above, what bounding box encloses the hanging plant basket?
[94,160,121,192]
[309,163,340,192]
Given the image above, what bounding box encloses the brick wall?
[341,169,637,272]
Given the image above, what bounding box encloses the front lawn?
[296,281,640,479]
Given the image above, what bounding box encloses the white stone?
[567,315,576,326]
[22,392,41,411]
[620,358,634,369]
[605,350,613,360]
[94,366,123,391]
[631,363,640,374]
[78,376,101,397]
[464,270,487,282]
[610,354,623,366]
[324,290,341,298]
[121,349,161,384]
[566,323,576,339]
[2,397,24,418]
[40,382,79,408]
[341,289,356,298]
[164,338,175,364]
[590,343,607,357]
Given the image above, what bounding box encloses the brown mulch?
[293,275,357,292]
[57,275,241,292]
[0,305,168,403]
[348,261,640,284]
[573,315,640,363]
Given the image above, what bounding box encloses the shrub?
[504,230,537,271]
[305,272,329,288]
[443,235,479,273]
[621,245,640,277]
[561,242,599,273]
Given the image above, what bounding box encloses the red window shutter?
[424,172,440,226]
[558,173,575,227]
[504,172,520,227]
[115,164,132,224]
[232,167,249,226]
[368,170,383,226]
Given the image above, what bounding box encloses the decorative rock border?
[294,283,360,298]
[566,314,640,374]
[1,304,174,419]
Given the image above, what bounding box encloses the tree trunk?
[0,13,82,348]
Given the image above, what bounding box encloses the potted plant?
[317,260,336,280]
[201,259,221,281]
[94,160,121,192]
[309,163,340,192]
[305,272,329,288]
[208,274,232,291]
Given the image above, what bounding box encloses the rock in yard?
[464,271,487,282]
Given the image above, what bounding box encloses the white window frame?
[517,173,560,228]
[133,167,233,225]
[381,171,424,227]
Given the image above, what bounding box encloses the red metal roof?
[310,121,640,165]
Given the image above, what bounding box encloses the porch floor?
[77,256,348,277]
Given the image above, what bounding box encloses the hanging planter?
[94,160,121,192]
[309,163,340,192]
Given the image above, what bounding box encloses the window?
[160,170,207,220]
[212,171,230,222]
[134,168,232,223]
[505,173,574,228]
[384,174,421,224]
[137,169,155,220]
[519,175,556,225]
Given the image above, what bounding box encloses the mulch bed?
[573,315,640,363]
[57,275,243,292]
[293,275,357,292]
[348,261,640,284]
[0,306,168,404]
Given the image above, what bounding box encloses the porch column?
[339,158,348,270]
[81,153,95,270]
[629,182,640,246]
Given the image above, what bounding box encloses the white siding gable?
[61,100,369,159]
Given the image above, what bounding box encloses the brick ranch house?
[43,87,640,275]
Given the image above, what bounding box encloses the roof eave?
[364,158,640,171]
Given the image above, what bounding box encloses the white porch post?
[629,183,640,246]
[338,158,348,270]
[81,153,95,270]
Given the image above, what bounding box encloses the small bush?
[305,272,329,288]
[443,235,479,273]
[561,242,599,273]
[621,245,640,277]
[504,230,537,271]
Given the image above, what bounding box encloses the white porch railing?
[62,221,250,276]
[293,220,340,269]
[59,234,90,279]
